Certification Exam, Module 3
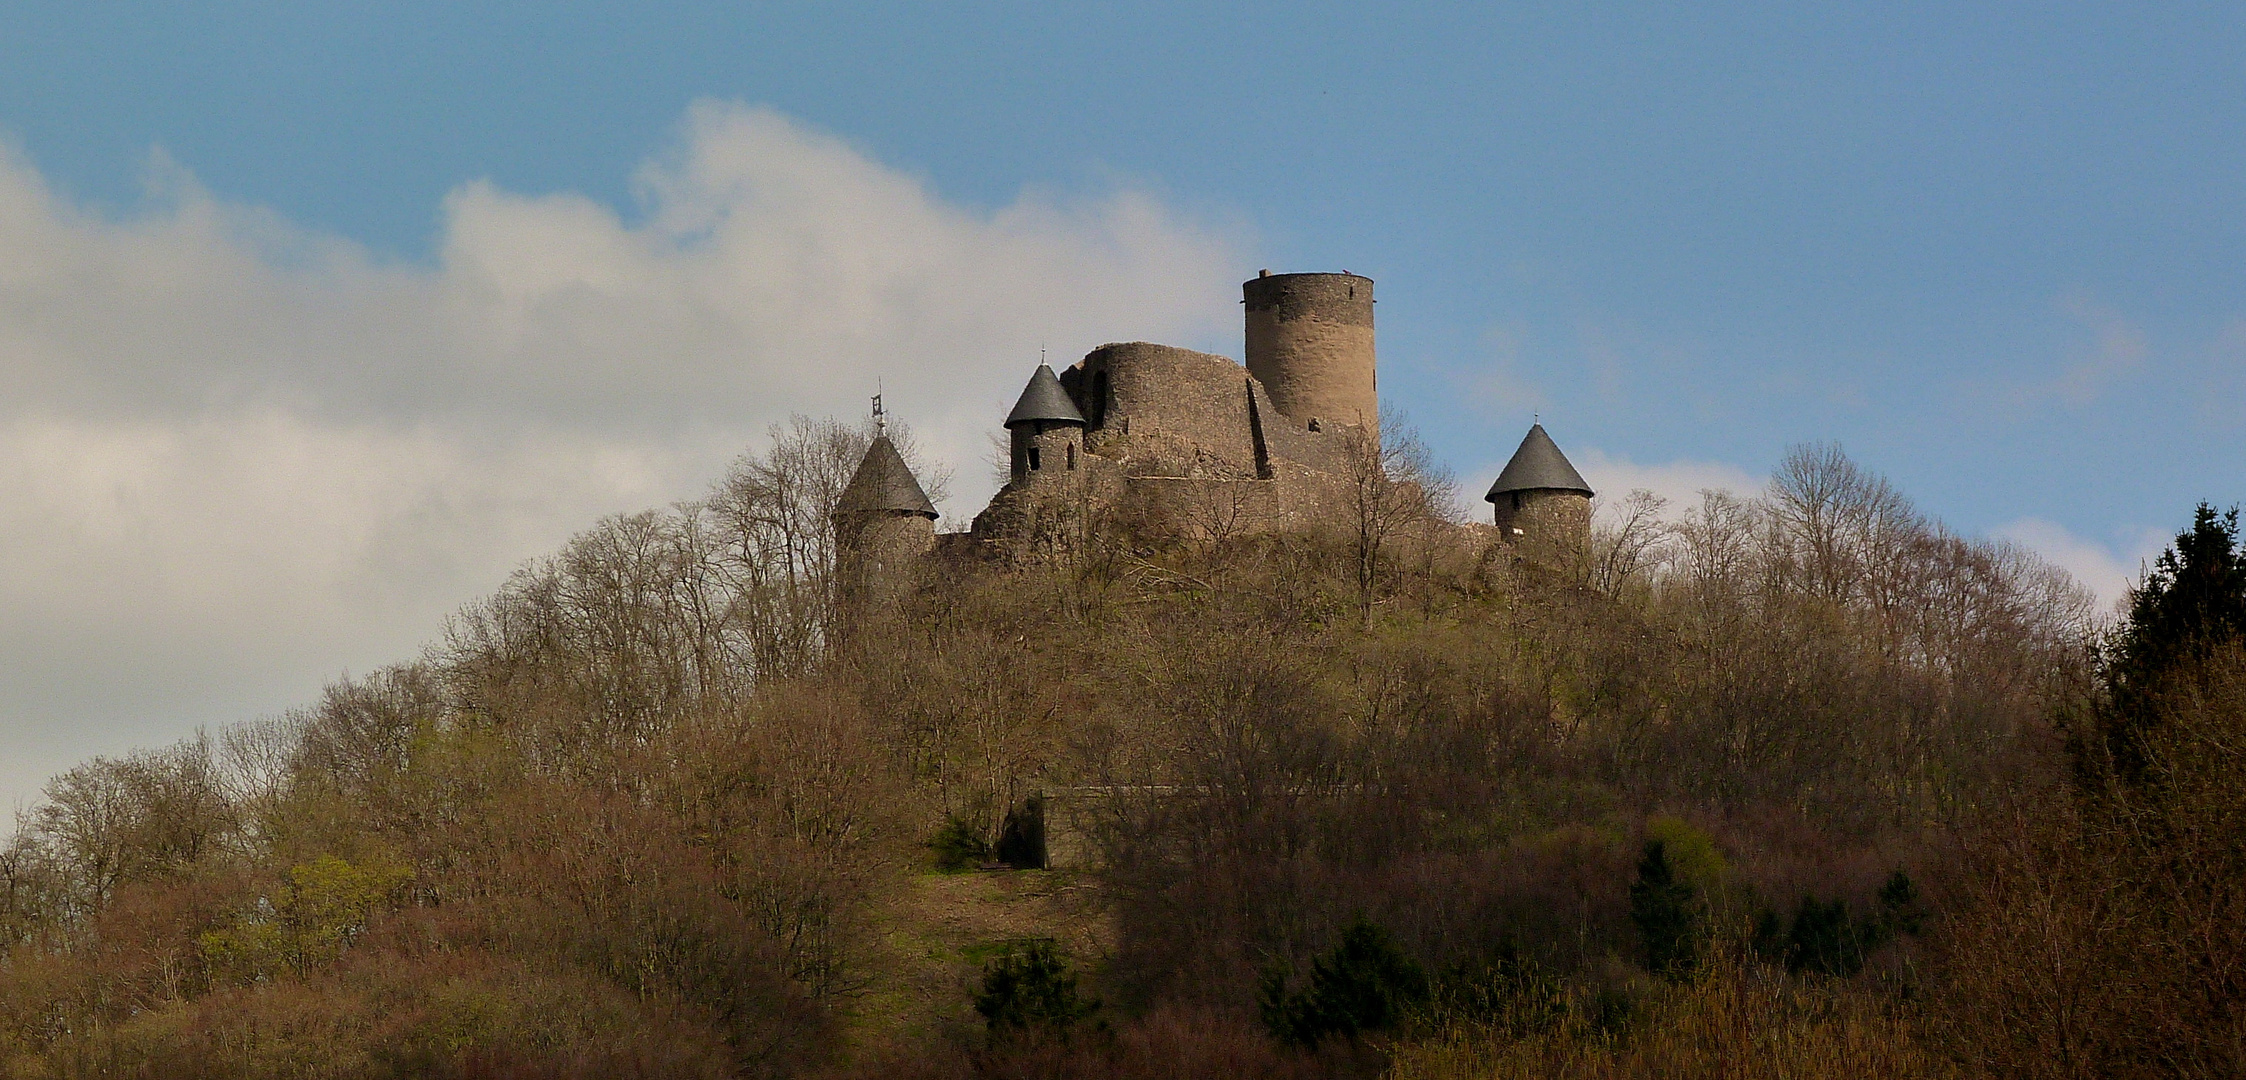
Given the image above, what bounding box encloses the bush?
[929,818,991,872]
[1261,917,1429,1046]
[1783,896,1869,977]
[1629,840,1699,978]
[975,939,1100,1039]
[1424,948,1568,1039]
[1385,956,1949,1080]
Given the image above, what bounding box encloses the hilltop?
[1,415,2240,1080]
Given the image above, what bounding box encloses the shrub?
[1783,896,1868,977]
[1629,840,1699,978]
[1424,948,1567,1039]
[975,939,1100,1039]
[1261,917,1429,1046]
[929,818,991,872]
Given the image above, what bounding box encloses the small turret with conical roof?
[1003,363,1087,486]
[1485,423,1593,544]
[833,401,939,607]
[838,435,939,520]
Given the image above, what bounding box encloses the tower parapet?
[1243,271,1377,435]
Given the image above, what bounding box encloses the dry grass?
[841,869,1115,1059]
[1387,960,1956,1080]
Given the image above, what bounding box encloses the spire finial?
[872,382,886,438]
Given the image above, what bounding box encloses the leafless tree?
[1590,489,1672,597]
[1339,407,1454,625]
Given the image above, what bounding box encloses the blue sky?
[10,3,2240,528]
[1,3,2242,808]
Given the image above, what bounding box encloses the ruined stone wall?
[1247,378,1351,475]
[969,282,1393,552]
[1072,342,1258,477]
[970,464,1114,556]
[1243,272,1377,435]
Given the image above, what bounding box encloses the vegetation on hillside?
[0,418,2237,1079]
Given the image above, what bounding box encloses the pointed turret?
[1485,423,1593,543]
[838,436,939,519]
[1003,364,1088,485]
[1005,364,1086,428]
[1485,424,1593,501]
[833,434,937,611]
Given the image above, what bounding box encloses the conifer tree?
[2089,503,2246,790]
[1629,840,1699,978]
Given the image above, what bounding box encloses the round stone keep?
[1243,272,1377,433]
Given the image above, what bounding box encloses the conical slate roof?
[837,436,938,518]
[1484,424,1594,501]
[1003,364,1086,428]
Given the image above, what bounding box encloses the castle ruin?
[836,270,1595,578]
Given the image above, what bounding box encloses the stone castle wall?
[1065,342,1260,477]
[968,272,1395,553]
[1009,420,1086,485]
[835,510,935,606]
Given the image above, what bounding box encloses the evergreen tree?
[1260,917,1429,1046]
[975,939,1099,1039]
[1629,839,1699,978]
[1784,896,1866,977]
[2090,503,2246,790]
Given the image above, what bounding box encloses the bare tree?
[1590,488,1672,597]
[1768,441,1913,605]
[705,414,949,680]
[1339,407,1454,626]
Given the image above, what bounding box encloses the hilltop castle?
[832,271,1595,588]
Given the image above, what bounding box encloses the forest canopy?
[1,419,2236,1080]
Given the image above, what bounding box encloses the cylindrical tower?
[1485,424,1594,547]
[1004,364,1087,486]
[1242,271,1377,434]
[833,435,939,609]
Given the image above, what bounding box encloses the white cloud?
[0,101,1244,818]
[1994,518,2167,615]
[1572,448,1764,518]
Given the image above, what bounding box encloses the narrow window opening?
[1066,443,1076,469]
[1092,370,1110,427]
[1028,446,1042,472]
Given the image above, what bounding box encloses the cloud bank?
[1994,518,2166,616]
[0,102,1242,815]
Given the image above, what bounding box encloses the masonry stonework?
[1491,489,1592,543]
[1244,271,1378,436]
[852,270,1593,577]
